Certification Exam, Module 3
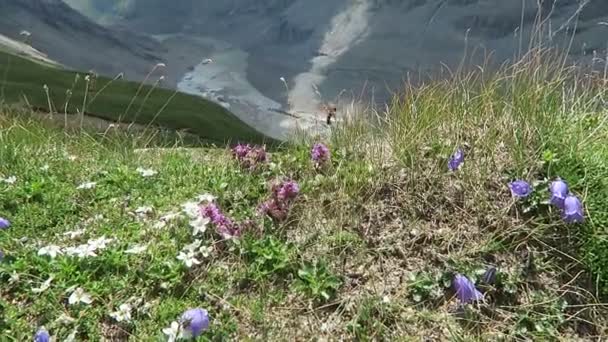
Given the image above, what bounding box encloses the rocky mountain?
[0,0,162,81]
[63,1,608,107]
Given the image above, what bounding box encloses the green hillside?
[0,50,269,144]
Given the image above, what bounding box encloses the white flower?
[9,272,20,284]
[2,176,17,184]
[63,229,85,239]
[176,250,201,268]
[197,193,216,203]
[162,321,181,342]
[38,245,63,259]
[181,201,200,219]
[65,244,97,258]
[125,244,147,255]
[68,288,93,305]
[32,276,54,294]
[77,181,96,190]
[40,164,50,172]
[189,216,210,236]
[199,245,213,258]
[136,167,158,177]
[139,300,158,315]
[87,236,113,250]
[110,303,132,322]
[183,240,202,252]
[67,155,78,161]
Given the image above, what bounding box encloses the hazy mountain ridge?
[79,0,608,103]
[0,0,162,81]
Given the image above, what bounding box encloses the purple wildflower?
[453,274,483,304]
[231,144,267,169]
[34,327,50,342]
[260,180,300,221]
[311,143,331,165]
[181,308,210,338]
[258,199,288,221]
[200,203,242,239]
[508,180,532,198]
[448,148,465,171]
[200,203,222,224]
[249,146,268,164]
[0,250,4,261]
[231,144,252,159]
[275,180,300,201]
[562,195,584,224]
[0,217,10,230]
[549,179,569,209]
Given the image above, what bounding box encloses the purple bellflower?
[453,274,483,304]
[562,195,585,224]
[508,180,532,198]
[0,217,10,230]
[181,308,210,338]
[34,327,50,342]
[549,179,569,209]
[448,148,465,171]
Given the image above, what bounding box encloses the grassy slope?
[0,50,269,144]
[1,49,608,340]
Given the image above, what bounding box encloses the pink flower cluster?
[200,203,242,239]
[258,180,300,221]
[231,144,268,170]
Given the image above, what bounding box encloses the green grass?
[1,47,608,340]
[0,50,269,144]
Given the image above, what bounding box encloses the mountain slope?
[0,50,268,143]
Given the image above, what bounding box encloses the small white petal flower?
[87,236,113,250]
[181,202,200,219]
[40,164,50,172]
[67,155,78,161]
[38,245,63,259]
[77,182,96,190]
[68,288,93,305]
[110,303,132,322]
[199,245,213,258]
[163,321,181,342]
[189,216,210,236]
[2,176,17,184]
[32,276,54,294]
[9,272,19,284]
[177,251,201,268]
[136,167,158,177]
[65,244,97,258]
[184,240,202,252]
[125,244,147,255]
